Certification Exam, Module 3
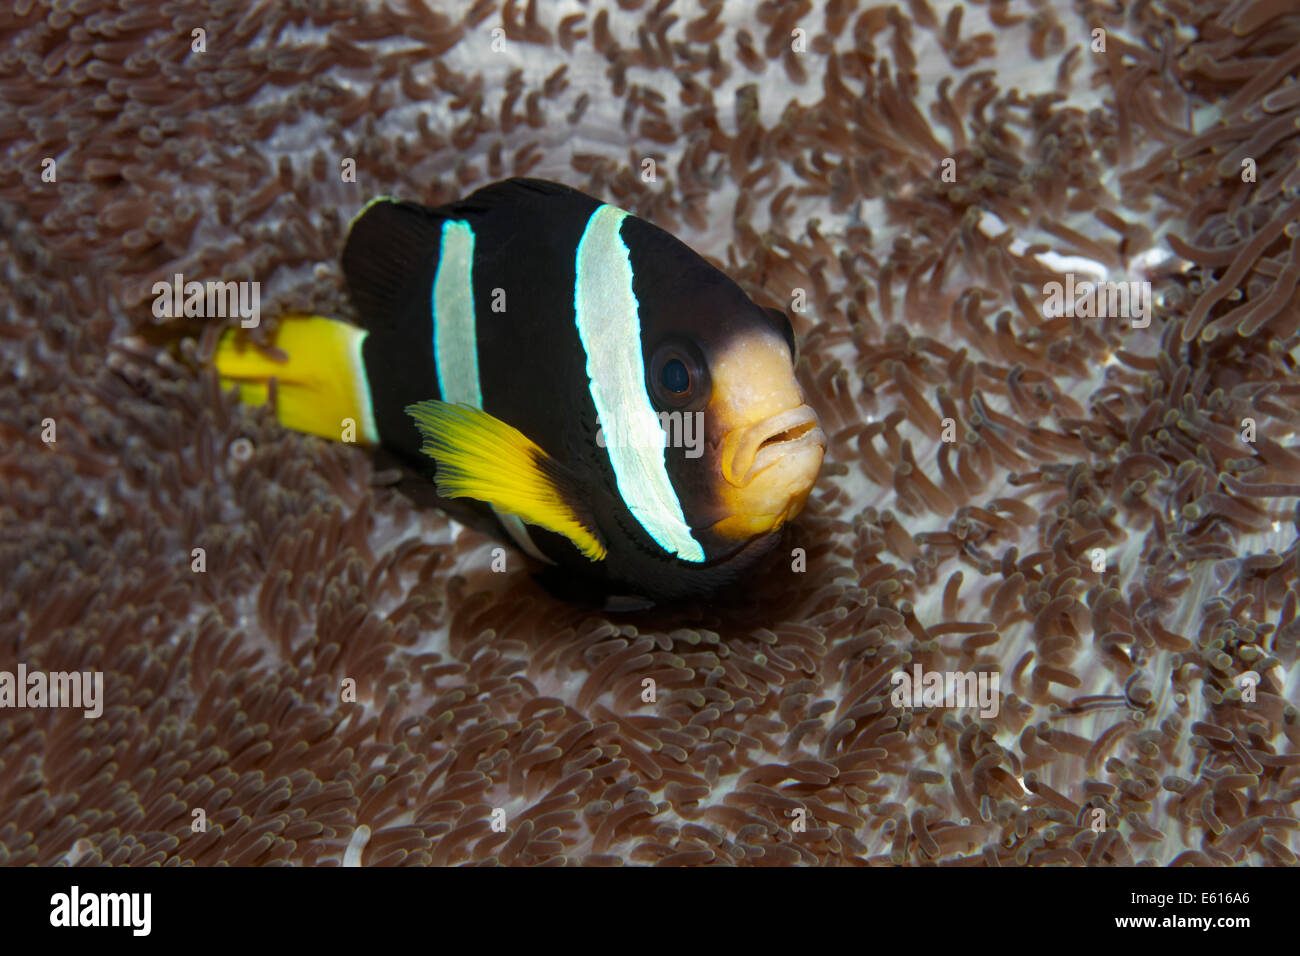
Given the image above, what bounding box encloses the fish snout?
[708,404,825,541]
[722,404,826,489]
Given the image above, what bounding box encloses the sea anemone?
[1,0,1297,866]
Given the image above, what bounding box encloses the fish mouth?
[722,404,826,489]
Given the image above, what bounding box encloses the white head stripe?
[573,205,704,563]
[432,219,551,563]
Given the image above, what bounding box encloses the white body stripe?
[344,324,380,444]
[432,219,552,564]
[433,220,482,409]
[573,205,705,563]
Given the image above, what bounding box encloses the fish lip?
[722,404,826,488]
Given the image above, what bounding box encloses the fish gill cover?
[0,0,1298,869]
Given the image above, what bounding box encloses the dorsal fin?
[341,197,445,334]
[341,183,595,334]
[445,177,592,217]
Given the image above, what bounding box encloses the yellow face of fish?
[641,311,825,559]
[706,329,826,543]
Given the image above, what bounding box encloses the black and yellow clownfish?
[215,178,825,604]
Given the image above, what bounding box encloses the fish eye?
[661,359,689,394]
[648,340,709,410]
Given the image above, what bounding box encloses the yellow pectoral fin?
[215,316,379,444]
[405,400,607,562]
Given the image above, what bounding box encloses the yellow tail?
[215,316,379,444]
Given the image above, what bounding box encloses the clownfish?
[215,178,825,604]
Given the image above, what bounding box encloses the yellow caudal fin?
[215,316,379,444]
[405,399,607,561]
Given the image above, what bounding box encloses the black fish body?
[217,178,825,603]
